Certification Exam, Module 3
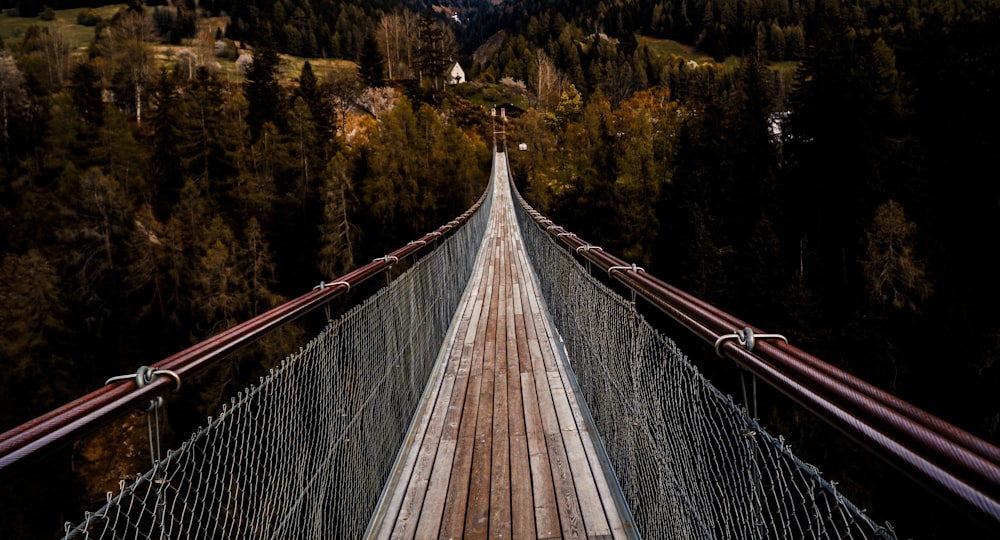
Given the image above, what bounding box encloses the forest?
[1,0,999,537]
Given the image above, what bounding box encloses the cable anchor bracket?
[608,263,645,277]
[106,366,181,391]
[714,327,788,357]
[314,280,351,292]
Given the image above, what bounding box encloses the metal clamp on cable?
[408,240,427,246]
[608,263,645,276]
[576,244,602,253]
[106,366,182,392]
[714,327,788,357]
[546,224,561,231]
[557,232,577,238]
[373,255,399,265]
[314,280,350,292]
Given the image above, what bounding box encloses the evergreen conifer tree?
[244,25,283,138]
[358,32,386,88]
[414,11,450,89]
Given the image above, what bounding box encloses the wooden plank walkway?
[368,154,634,540]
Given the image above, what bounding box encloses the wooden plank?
[525,288,561,374]
[512,285,532,375]
[375,355,446,539]
[529,319,587,539]
[520,295,560,437]
[387,365,456,540]
[515,271,577,537]
[509,433,535,540]
[438,245,496,538]
[504,216,536,540]
[411,438,456,538]
[463,237,501,538]
[550,377,612,539]
[559,370,630,540]
[441,259,490,443]
[410,341,475,539]
[490,234,512,539]
[520,372,560,539]
[545,432,588,539]
[509,236,562,377]
[505,255,527,441]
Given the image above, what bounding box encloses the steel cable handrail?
[0,181,492,476]
[504,153,1000,527]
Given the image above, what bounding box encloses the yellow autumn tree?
[862,199,932,313]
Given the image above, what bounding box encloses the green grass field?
[640,36,799,74]
[0,4,124,52]
[1,5,355,84]
[641,36,718,64]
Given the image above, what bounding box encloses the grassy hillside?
[0,4,123,52]
[641,35,799,76]
[1,5,355,84]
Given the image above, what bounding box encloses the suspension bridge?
[1,146,999,539]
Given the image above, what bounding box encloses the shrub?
[215,39,238,60]
[482,87,502,102]
[39,5,55,21]
[77,9,102,26]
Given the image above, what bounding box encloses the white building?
[448,62,465,85]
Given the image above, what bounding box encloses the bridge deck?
[369,156,631,539]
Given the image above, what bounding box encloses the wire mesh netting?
[61,181,494,540]
[512,184,897,539]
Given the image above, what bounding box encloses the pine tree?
[414,11,451,90]
[297,61,334,151]
[149,68,184,212]
[178,68,235,193]
[0,250,68,416]
[358,32,386,88]
[298,61,319,106]
[287,97,319,207]
[245,26,283,138]
[69,61,104,128]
